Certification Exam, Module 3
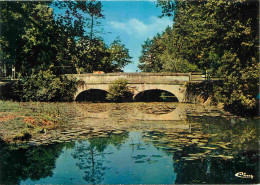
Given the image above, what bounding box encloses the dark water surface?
[0,103,259,184]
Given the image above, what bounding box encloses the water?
[0,103,259,184]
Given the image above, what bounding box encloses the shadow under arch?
[134,89,179,102]
[75,89,108,102]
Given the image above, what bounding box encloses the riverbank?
[185,81,259,117]
[0,101,70,142]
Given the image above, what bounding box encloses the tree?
[138,35,164,72]
[138,28,199,73]
[53,1,105,40]
[86,1,104,40]
[107,38,132,72]
[0,1,79,76]
[1,1,131,76]
[1,2,51,75]
[155,0,259,113]
[74,38,108,73]
[72,37,132,73]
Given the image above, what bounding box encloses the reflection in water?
[0,142,70,184]
[134,89,178,102]
[71,133,129,184]
[144,116,259,184]
[172,150,258,184]
[75,102,189,121]
[0,103,259,184]
[75,89,108,102]
[16,132,177,184]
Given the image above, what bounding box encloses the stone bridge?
[67,73,195,102]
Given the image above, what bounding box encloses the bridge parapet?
[66,73,191,84]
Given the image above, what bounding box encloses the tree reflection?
[72,142,106,183]
[187,116,259,152]
[171,116,259,184]
[140,116,259,184]
[172,150,258,184]
[0,142,69,184]
[72,132,129,184]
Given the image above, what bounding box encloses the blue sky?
[100,1,173,72]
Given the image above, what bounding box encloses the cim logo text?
[235,172,254,179]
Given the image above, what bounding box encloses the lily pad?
[182,157,199,161]
[191,139,200,143]
[137,147,146,150]
[218,145,231,150]
[197,143,206,146]
[134,160,145,164]
[222,156,234,160]
[200,146,217,150]
[151,155,163,158]
[132,155,147,160]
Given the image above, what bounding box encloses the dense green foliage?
[74,37,131,73]
[138,28,199,73]
[106,79,131,102]
[13,69,78,101]
[0,1,132,76]
[0,1,132,101]
[139,0,259,113]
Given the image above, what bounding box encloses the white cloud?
[109,21,128,31]
[108,16,172,38]
[129,19,148,33]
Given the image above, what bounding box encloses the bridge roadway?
[67,73,195,102]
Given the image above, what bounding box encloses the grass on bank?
[0,101,69,142]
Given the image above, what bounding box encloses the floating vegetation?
[181,157,199,161]
[136,147,146,150]
[218,145,231,150]
[199,146,218,150]
[132,155,147,160]
[210,155,234,160]
[135,160,145,164]
[151,155,163,158]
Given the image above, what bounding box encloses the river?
[0,102,259,184]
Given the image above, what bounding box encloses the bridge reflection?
[75,89,108,102]
[75,103,188,121]
[134,89,178,102]
[75,102,191,132]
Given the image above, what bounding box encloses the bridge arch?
[134,89,179,102]
[74,84,110,101]
[75,89,108,102]
[131,84,185,103]
[74,84,186,102]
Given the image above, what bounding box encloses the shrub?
[12,69,78,101]
[214,63,259,116]
[106,78,131,102]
